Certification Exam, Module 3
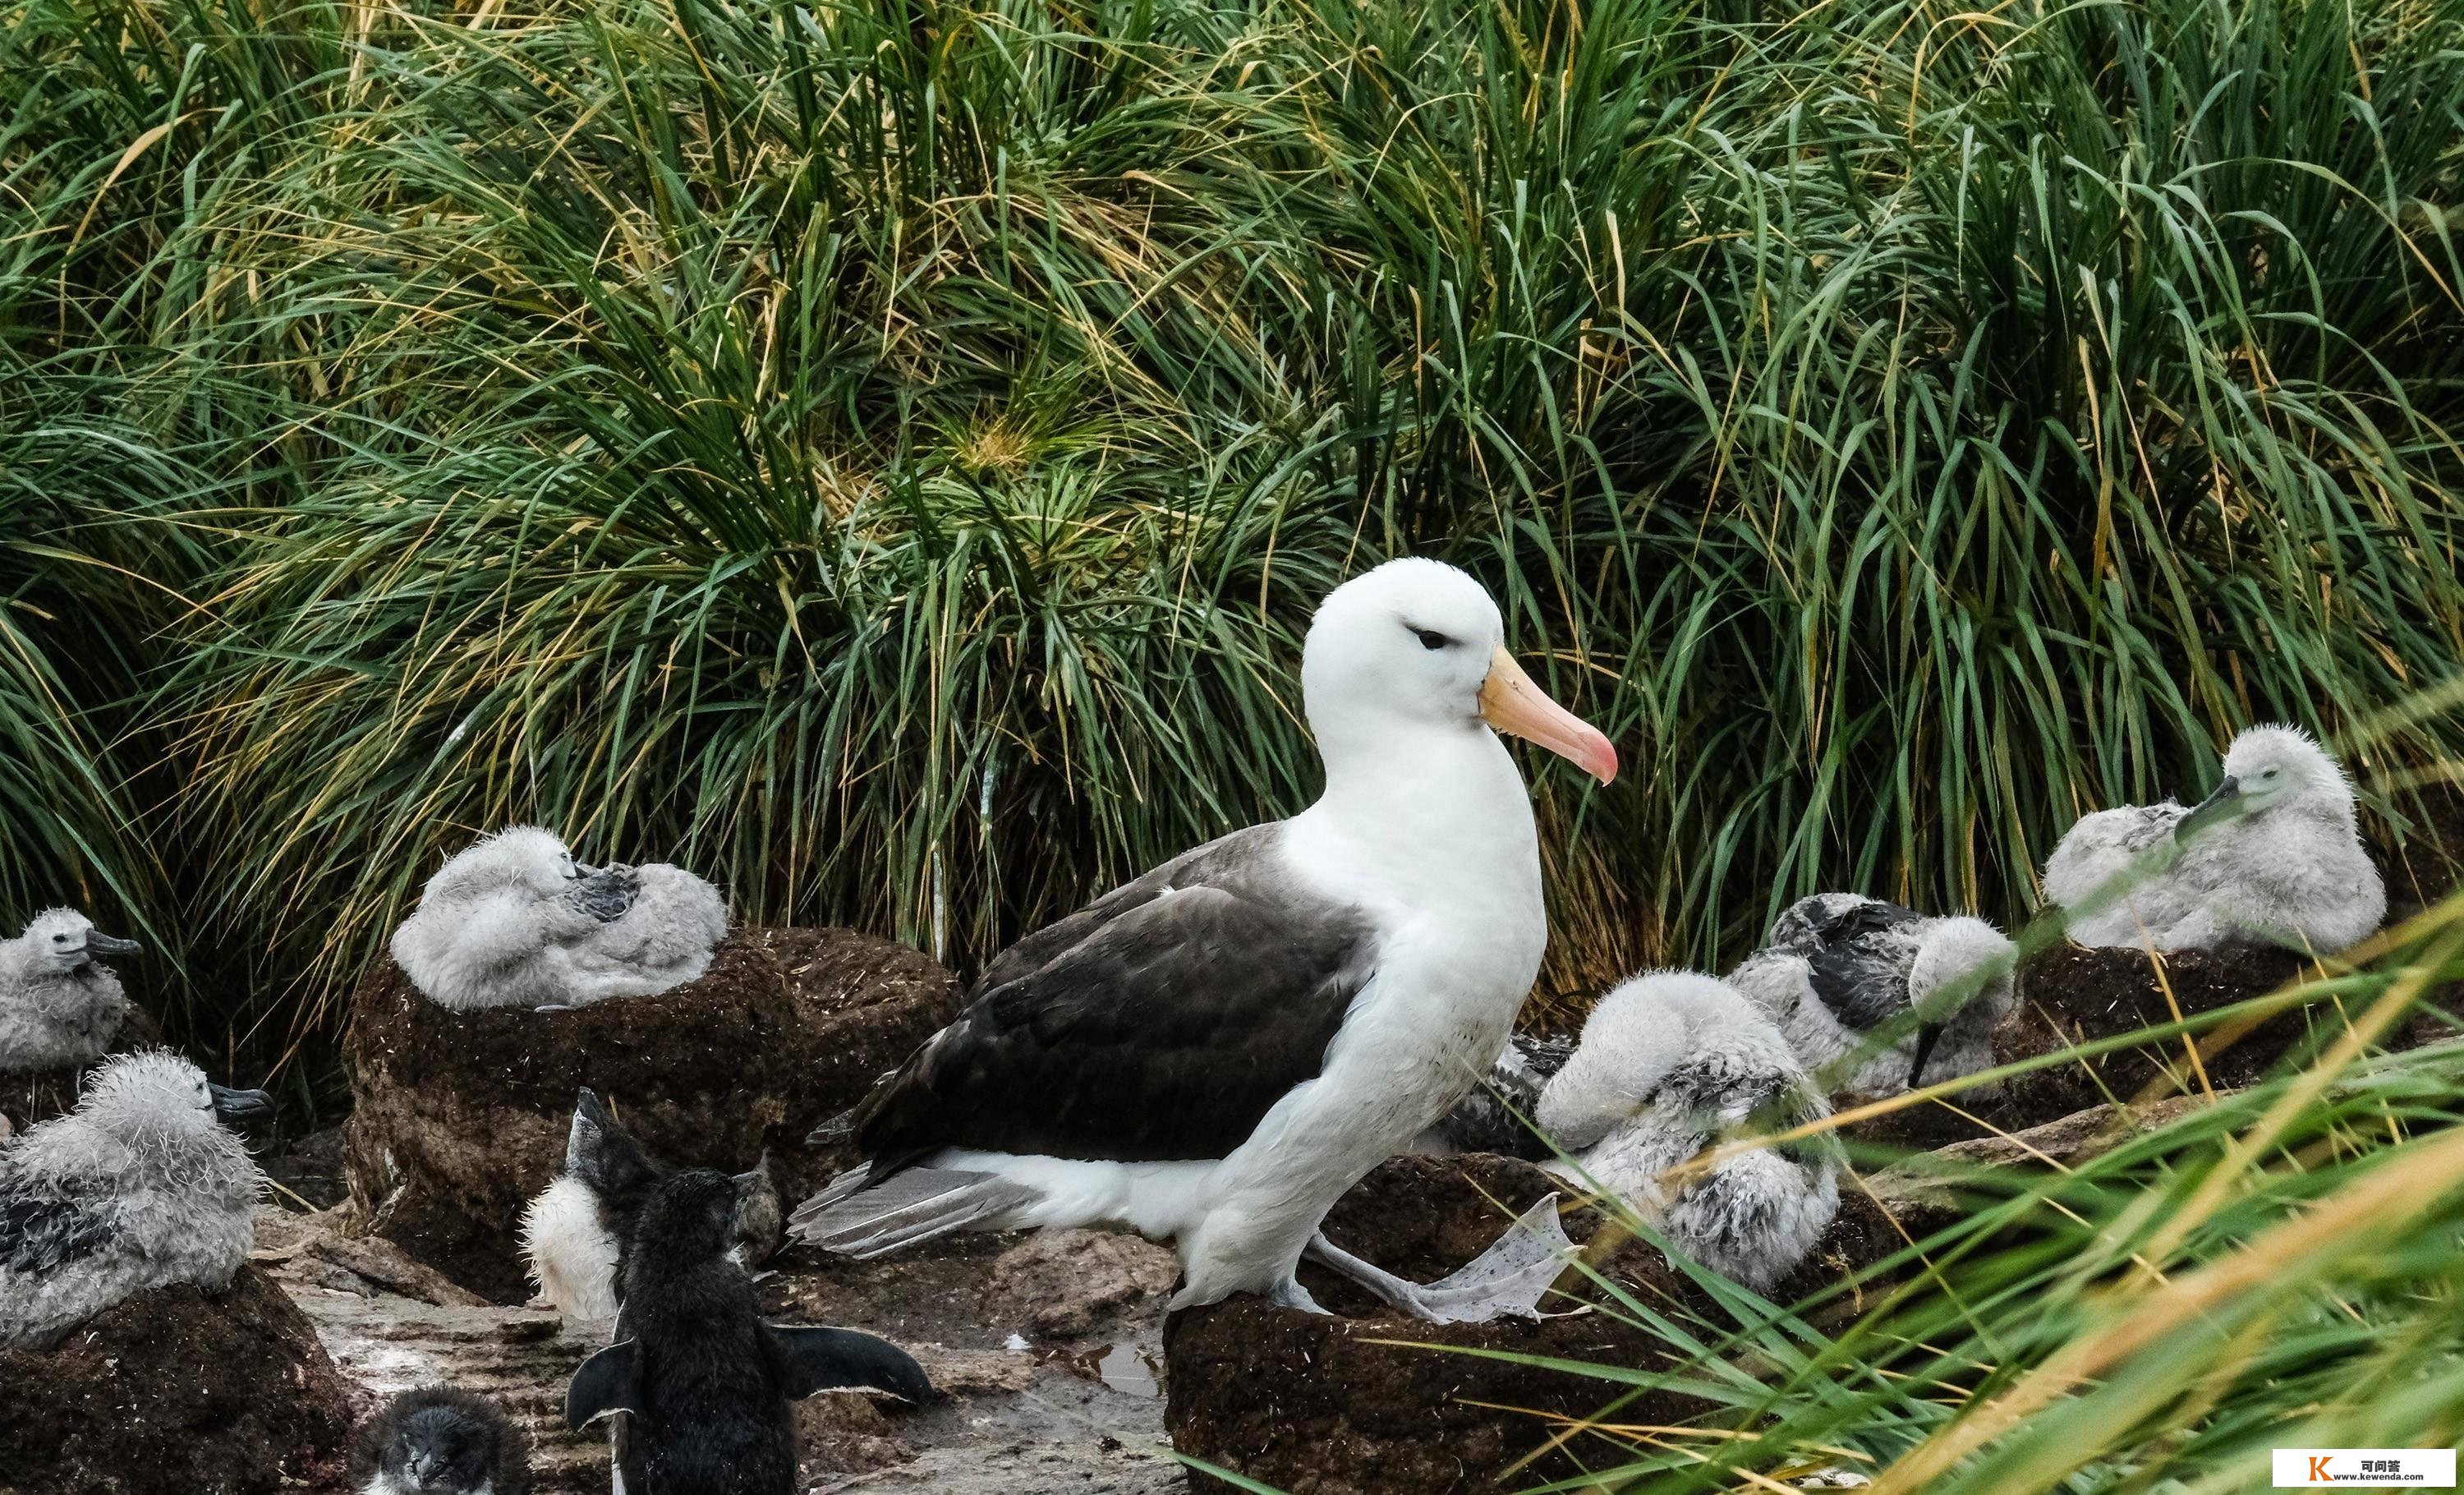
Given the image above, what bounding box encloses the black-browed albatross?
[790,558,1620,1321]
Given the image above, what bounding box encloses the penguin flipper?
[566,1338,641,1429]
[768,1324,935,1405]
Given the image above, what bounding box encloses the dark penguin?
[522,1088,783,1324]
[565,1170,932,1494]
[352,1386,531,1495]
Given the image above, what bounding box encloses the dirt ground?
[261,1207,1181,1495]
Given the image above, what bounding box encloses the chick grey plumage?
[0,908,142,1073]
[1533,972,1837,1292]
[1421,1034,1574,1158]
[520,1087,781,1326]
[391,827,727,1011]
[1727,895,2019,1099]
[2044,724,2385,955]
[568,1169,934,1495]
[0,1050,272,1347]
[352,1386,531,1495]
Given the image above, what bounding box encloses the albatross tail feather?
[788,1167,1041,1259]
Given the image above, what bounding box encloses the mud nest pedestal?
[0,1006,164,1138]
[342,925,958,1301]
[0,1265,356,1494]
[1847,942,2356,1151]
[1165,1154,1935,1493]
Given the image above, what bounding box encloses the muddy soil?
[1167,1154,1947,1494]
[263,1208,1179,1494]
[0,1005,163,1137]
[1846,941,2365,1152]
[0,1264,356,1495]
[2384,783,2464,914]
[342,927,958,1300]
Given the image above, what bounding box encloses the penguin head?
[421,826,588,910]
[20,907,141,976]
[564,1088,664,1201]
[354,1387,526,1495]
[728,1151,784,1267]
[633,1167,745,1266]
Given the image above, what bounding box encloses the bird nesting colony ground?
[0,1266,357,1493]
[1162,927,2464,1493]
[342,927,958,1300]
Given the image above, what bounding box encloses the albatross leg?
[1303,1193,1574,1323]
[1267,1276,1330,1314]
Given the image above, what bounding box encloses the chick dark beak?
[1907,1021,1946,1088]
[209,1083,275,1127]
[2175,775,2244,837]
[83,932,143,956]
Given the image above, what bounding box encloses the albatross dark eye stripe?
[1408,625,1450,651]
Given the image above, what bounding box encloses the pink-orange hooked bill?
[1477,646,1618,784]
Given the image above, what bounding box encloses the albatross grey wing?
[0,1180,119,1273]
[848,825,1375,1171]
[1800,943,1911,1033]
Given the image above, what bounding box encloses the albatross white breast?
[789,558,1619,1321]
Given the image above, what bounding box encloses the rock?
[0,1005,163,1136]
[342,926,958,1301]
[980,1228,1179,1341]
[261,1124,349,1212]
[257,1207,494,1307]
[0,1265,356,1494]
[286,1281,609,1492]
[283,1228,1162,1495]
[1864,1093,2215,1207]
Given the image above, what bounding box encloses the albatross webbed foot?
[1303,1193,1574,1323]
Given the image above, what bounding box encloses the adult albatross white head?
[790,558,1617,1321]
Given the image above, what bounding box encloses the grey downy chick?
[390,826,728,1011]
[2044,725,2385,956]
[0,1050,271,1346]
[1727,895,2019,1100]
[352,1386,531,1495]
[0,908,142,1073]
[1535,972,1838,1293]
[567,1169,934,1495]
[520,1087,779,1325]
[1420,1033,1574,1158]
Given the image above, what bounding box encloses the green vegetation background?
[4,0,2458,1083]
[8,0,2464,1486]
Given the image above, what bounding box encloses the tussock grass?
[1476,893,2464,1492]
[2,0,2459,1051]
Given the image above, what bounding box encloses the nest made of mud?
[343,926,958,1301]
[0,1006,164,1138]
[1165,1154,1937,1494]
[0,1265,356,1495]
[1845,940,2464,1151]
